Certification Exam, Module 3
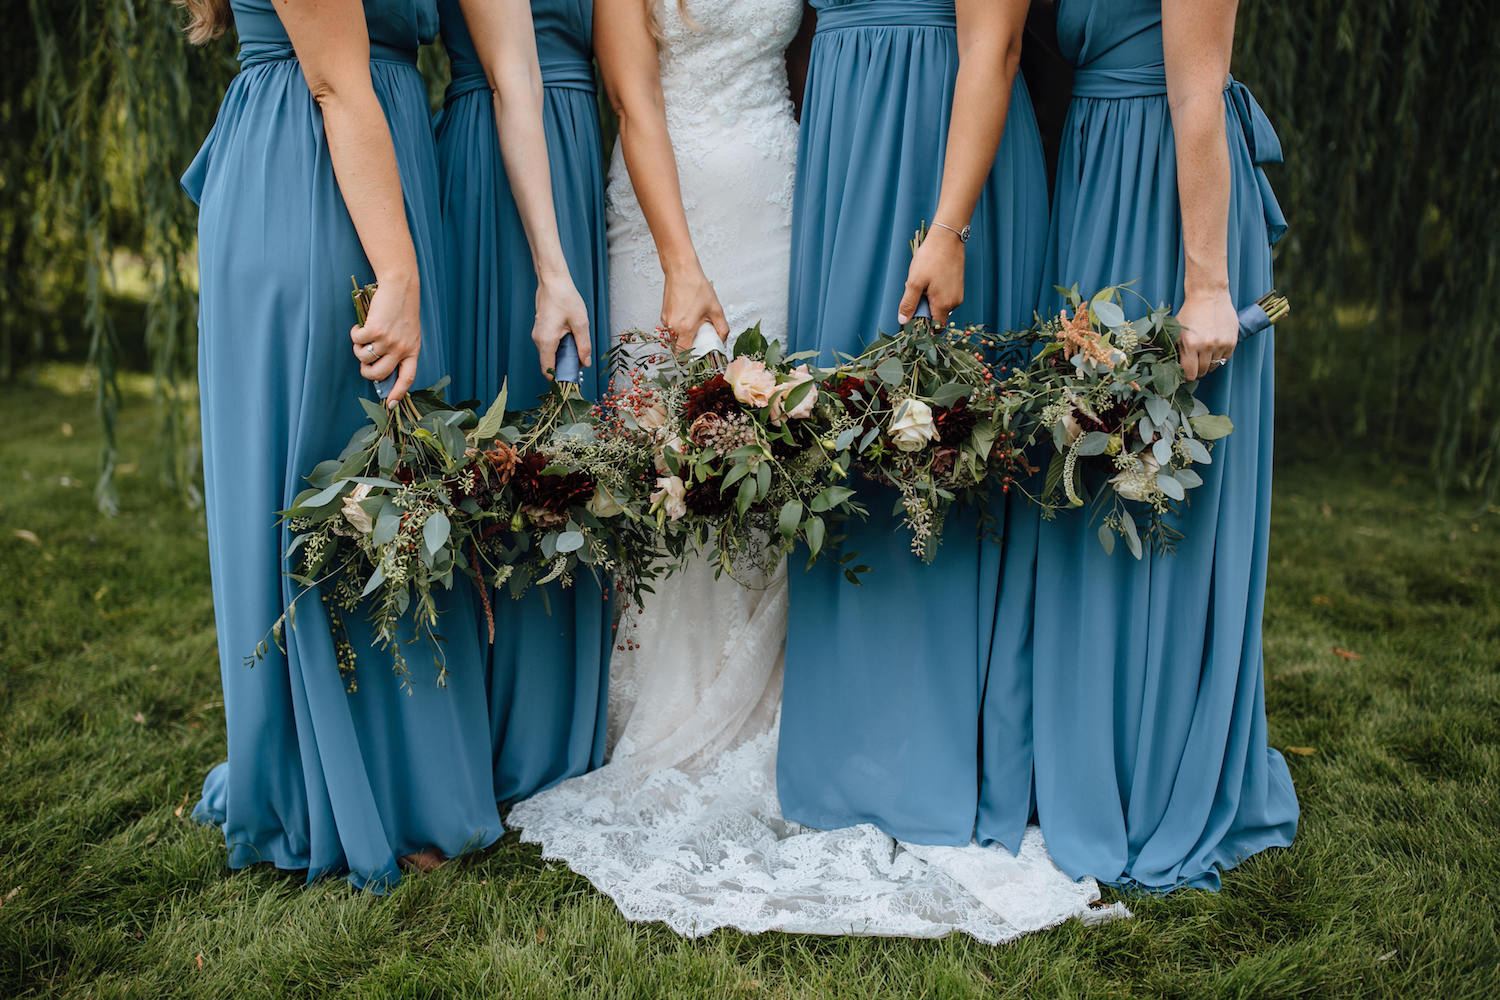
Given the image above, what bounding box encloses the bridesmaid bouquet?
[610,326,865,582]
[1001,284,1287,557]
[259,287,663,688]
[829,319,1033,561]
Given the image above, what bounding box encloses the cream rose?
[341,483,374,534]
[888,398,939,452]
[724,356,777,408]
[1109,452,1162,503]
[586,486,625,518]
[635,396,669,432]
[769,365,818,423]
[651,474,688,521]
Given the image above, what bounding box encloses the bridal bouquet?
[831,318,1033,561]
[610,325,865,581]
[1001,285,1287,557]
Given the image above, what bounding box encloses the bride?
[508,0,1123,940]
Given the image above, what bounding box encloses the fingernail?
[897,314,909,325]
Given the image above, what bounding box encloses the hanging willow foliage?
[8,1,233,512]
[1235,0,1500,493]
[3,1,1499,508]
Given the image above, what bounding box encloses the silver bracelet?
[929,220,971,244]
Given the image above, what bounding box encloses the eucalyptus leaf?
[1121,513,1143,559]
[423,512,450,556]
[1152,436,1175,467]
[1175,468,1204,489]
[876,357,904,386]
[1145,395,1172,427]
[372,503,401,546]
[1189,414,1235,440]
[1156,472,1186,501]
[471,380,509,442]
[1092,298,1126,329]
[1076,431,1112,457]
[555,530,585,553]
[360,564,386,598]
[1098,524,1116,556]
[1182,438,1212,465]
[927,382,972,408]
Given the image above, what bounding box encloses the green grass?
[1,370,1497,999]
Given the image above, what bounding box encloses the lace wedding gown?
[506,0,1129,940]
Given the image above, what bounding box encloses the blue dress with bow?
[1022,0,1298,890]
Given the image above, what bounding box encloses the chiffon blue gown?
[433,0,611,805]
[183,0,502,891]
[779,0,1050,848]
[1025,0,1298,890]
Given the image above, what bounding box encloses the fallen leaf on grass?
[0,887,20,907]
[93,584,109,602]
[132,712,146,724]
[195,953,204,971]
[173,791,190,819]
[1312,595,1331,606]
[1332,646,1363,660]
[1320,503,1332,517]
[535,927,547,943]
[1378,949,1397,962]
[1284,746,1318,756]
[61,422,73,437]
[13,529,40,545]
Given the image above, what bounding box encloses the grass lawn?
[1,368,1497,999]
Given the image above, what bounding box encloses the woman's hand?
[661,262,730,351]
[898,228,966,327]
[1176,286,1238,381]
[350,271,422,405]
[532,272,593,378]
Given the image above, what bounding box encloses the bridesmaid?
[432,0,611,804]
[180,0,501,889]
[779,0,1048,847]
[1027,0,1298,890]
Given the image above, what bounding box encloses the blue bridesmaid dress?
[433,0,611,804]
[780,0,1050,847]
[1027,0,1298,890]
[183,0,502,891]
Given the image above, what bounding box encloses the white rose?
[769,365,818,423]
[341,483,374,534]
[888,398,939,452]
[586,486,624,518]
[651,475,688,521]
[723,356,777,408]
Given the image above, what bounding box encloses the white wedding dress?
[507,0,1129,941]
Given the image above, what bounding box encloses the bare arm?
[1163,0,1237,381]
[460,0,592,376]
[278,0,422,404]
[898,0,1029,327]
[595,0,729,349]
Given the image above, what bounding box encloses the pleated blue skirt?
[780,2,1050,848]
[1028,75,1298,889]
[433,77,612,804]
[185,54,502,891]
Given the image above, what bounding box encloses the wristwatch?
[930,220,971,244]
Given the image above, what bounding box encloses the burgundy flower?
[932,396,978,444]
[684,474,735,518]
[512,451,595,517]
[685,373,737,422]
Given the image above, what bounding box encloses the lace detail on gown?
[507,0,1131,940]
